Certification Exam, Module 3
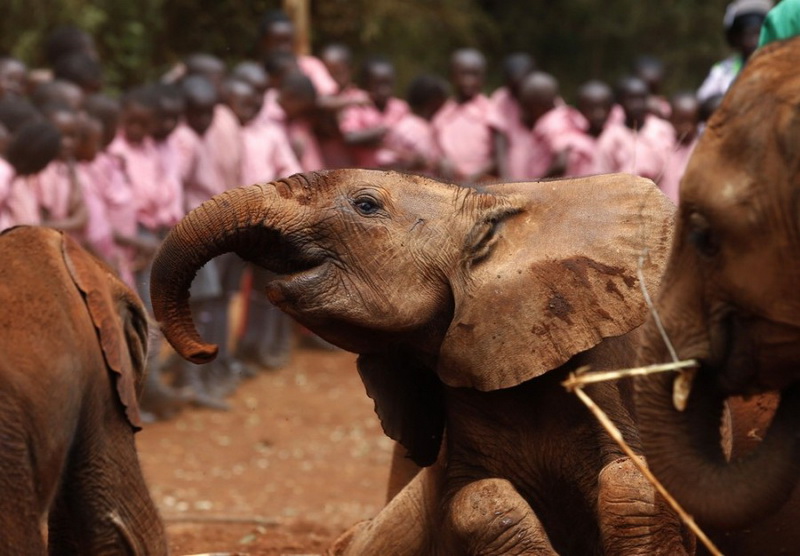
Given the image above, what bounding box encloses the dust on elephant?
[633,36,800,547]
[150,169,692,554]
[0,226,167,555]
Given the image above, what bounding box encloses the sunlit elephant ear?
[437,174,675,391]
[357,351,445,467]
[62,234,148,430]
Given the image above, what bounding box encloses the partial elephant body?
[150,168,687,554]
[633,37,800,552]
[0,227,167,555]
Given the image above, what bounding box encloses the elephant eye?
[352,195,382,216]
[687,212,719,258]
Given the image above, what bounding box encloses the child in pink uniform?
[174,74,257,405]
[0,56,27,100]
[569,80,615,177]
[594,76,673,183]
[109,85,188,420]
[659,93,701,204]
[339,57,410,168]
[433,48,497,184]
[515,72,585,180]
[382,73,448,174]
[488,53,536,179]
[2,120,62,229]
[223,78,301,183]
[221,75,304,369]
[257,10,338,98]
[83,93,150,289]
[30,104,89,237]
[263,71,325,172]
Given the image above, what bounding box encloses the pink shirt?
[298,55,338,97]
[206,104,242,189]
[487,87,521,135]
[433,95,494,179]
[659,137,698,204]
[0,158,15,231]
[5,174,41,227]
[240,119,302,184]
[381,113,440,173]
[80,152,138,287]
[261,89,325,172]
[594,115,673,182]
[109,134,182,231]
[340,94,410,168]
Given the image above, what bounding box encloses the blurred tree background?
[1,0,734,98]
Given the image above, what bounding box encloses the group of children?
[0,11,720,420]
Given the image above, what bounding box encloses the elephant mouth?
[699,312,800,398]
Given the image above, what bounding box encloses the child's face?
[620,81,649,126]
[227,86,259,126]
[49,109,80,160]
[670,100,699,145]
[185,100,215,136]
[0,59,27,98]
[578,92,612,136]
[121,102,155,145]
[75,115,102,162]
[262,21,295,54]
[366,64,395,108]
[280,92,313,121]
[324,57,351,91]
[153,98,184,141]
[451,55,485,101]
[0,123,9,156]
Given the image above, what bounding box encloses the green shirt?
[759,0,800,46]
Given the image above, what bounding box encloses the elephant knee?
[597,456,695,556]
[447,479,555,555]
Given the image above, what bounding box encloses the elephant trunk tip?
[187,344,219,364]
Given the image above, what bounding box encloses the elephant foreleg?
[445,479,557,555]
[385,442,422,503]
[50,381,168,556]
[596,456,695,556]
[328,462,442,555]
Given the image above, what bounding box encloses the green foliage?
[1,0,738,97]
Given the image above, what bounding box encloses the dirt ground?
[136,346,394,556]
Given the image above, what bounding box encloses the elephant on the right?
[634,37,800,554]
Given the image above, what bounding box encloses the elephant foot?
[447,479,557,555]
[597,456,695,556]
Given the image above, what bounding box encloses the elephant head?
[634,37,800,529]
[151,169,673,466]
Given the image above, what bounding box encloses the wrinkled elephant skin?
[151,169,691,554]
[0,227,167,555]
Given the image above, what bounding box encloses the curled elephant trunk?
[150,176,309,364]
[636,346,800,529]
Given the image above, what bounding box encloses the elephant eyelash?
[469,219,501,263]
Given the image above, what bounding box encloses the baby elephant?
[0,227,167,555]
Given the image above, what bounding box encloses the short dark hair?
[0,97,41,133]
[52,52,103,89]
[6,120,62,176]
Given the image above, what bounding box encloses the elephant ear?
[62,234,148,431]
[357,351,445,467]
[437,173,674,391]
